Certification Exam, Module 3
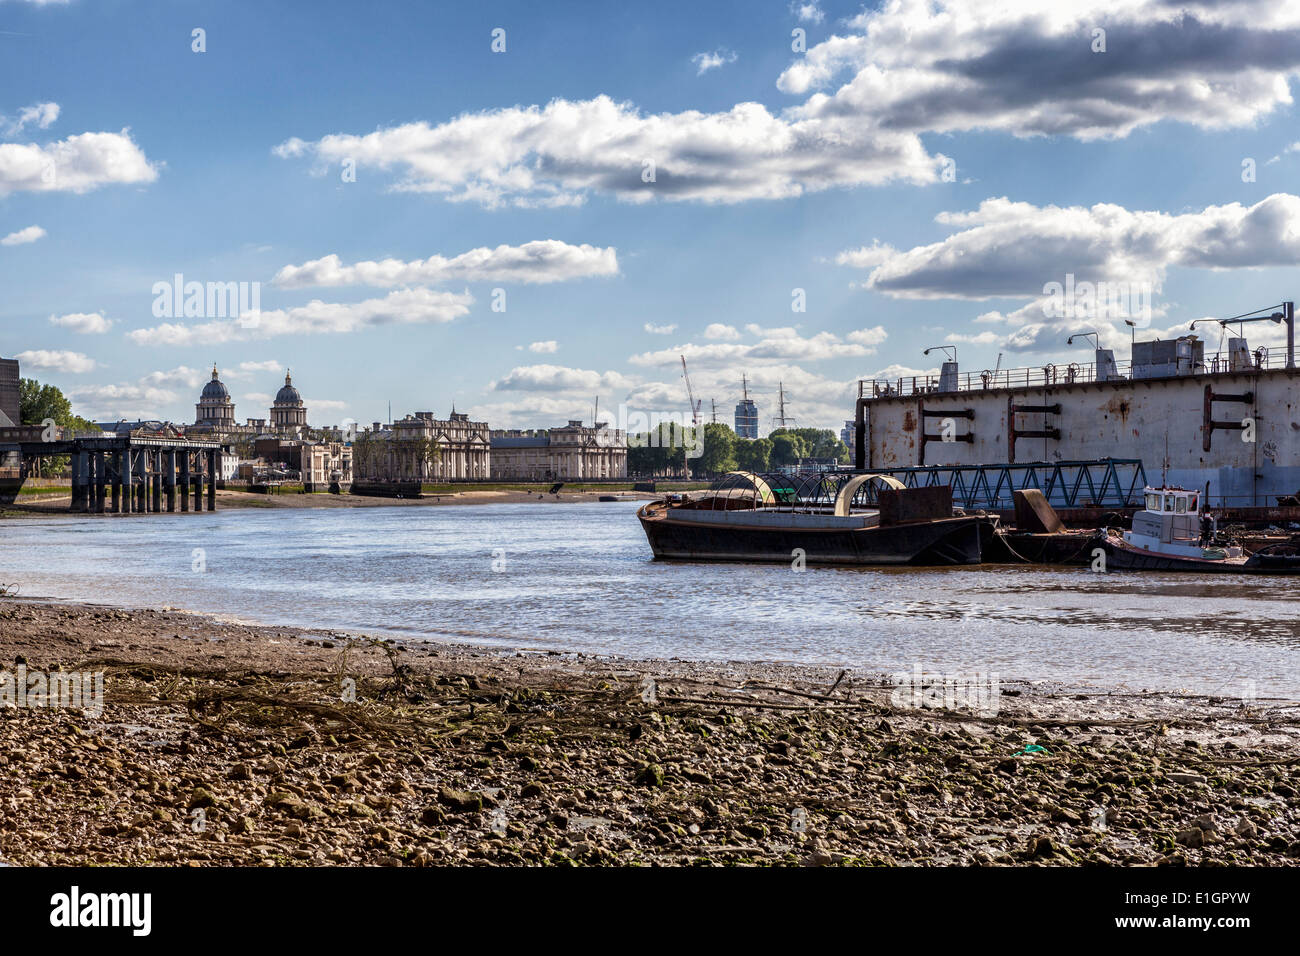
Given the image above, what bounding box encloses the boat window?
[1164,494,1175,512]
[1146,492,1160,511]
[1175,496,1187,514]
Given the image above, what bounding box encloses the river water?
[2,502,1297,697]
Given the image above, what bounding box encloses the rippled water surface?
[3,502,1298,697]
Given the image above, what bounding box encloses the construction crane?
[680,355,702,427]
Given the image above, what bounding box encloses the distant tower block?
[734,373,759,439]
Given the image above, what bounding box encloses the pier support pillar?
[111,450,121,513]
[194,467,203,512]
[151,463,161,513]
[122,449,132,514]
[93,451,106,514]
[207,449,217,511]
[70,452,84,513]
[135,450,147,512]
[165,450,176,512]
[180,453,190,512]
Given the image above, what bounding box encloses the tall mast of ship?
[772,382,792,429]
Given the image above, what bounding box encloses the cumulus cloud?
[273,240,618,289]
[0,129,158,195]
[126,288,473,346]
[274,2,1300,208]
[14,349,95,373]
[492,364,633,393]
[139,365,209,389]
[1,224,45,246]
[527,340,558,353]
[840,193,1300,301]
[48,311,111,334]
[238,359,283,372]
[65,383,177,421]
[703,323,741,340]
[629,324,889,367]
[467,395,621,430]
[835,193,1300,353]
[644,323,677,334]
[692,49,738,75]
[778,0,1300,141]
[275,94,941,207]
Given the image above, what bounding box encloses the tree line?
[626,422,850,478]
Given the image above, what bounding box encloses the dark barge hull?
[638,510,990,566]
[1094,536,1300,574]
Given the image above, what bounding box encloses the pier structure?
[0,430,222,513]
[853,308,1300,508]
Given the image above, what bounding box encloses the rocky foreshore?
[1,598,1297,867]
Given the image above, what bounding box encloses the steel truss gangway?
[849,458,1148,511]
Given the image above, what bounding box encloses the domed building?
[194,365,236,431]
[270,370,308,435]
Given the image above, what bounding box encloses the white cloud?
[139,365,208,389]
[273,239,618,289]
[467,395,618,430]
[2,102,59,137]
[644,322,677,334]
[835,240,895,269]
[1,224,45,246]
[492,364,633,393]
[0,129,158,195]
[846,326,889,346]
[274,2,1300,209]
[126,287,474,346]
[703,323,741,340]
[66,383,176,421]
[829,192,1300,354]
[239,360,283,372]
[275,94,941,207]
[841,193,1300,301]
[692,49,738,75]
[305,397,347,412]
[629,325,889,367]
[527,340,558,353]
[48,311,111,334]
[15,349,95,373]
[792,2,825,25]
[778,1,1300,141]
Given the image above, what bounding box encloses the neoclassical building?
[193,366,236,432]
[354,410,490,482]
[270,370,308,436]
[491,420,627,480]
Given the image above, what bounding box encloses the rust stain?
[1105,395,1132,423]
[902,410,916,432]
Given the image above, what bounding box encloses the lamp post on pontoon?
[1192,303,1295,370]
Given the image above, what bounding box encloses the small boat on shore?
[1094,486,1300,573]
[637,471,997,566]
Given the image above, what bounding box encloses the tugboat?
[1094,486,1300,573]
[637,471,997,566]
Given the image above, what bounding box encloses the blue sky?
[2,0,1299,432]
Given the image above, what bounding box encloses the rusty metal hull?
[637,506,989,566]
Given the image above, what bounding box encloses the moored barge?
[637,471,997,566]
